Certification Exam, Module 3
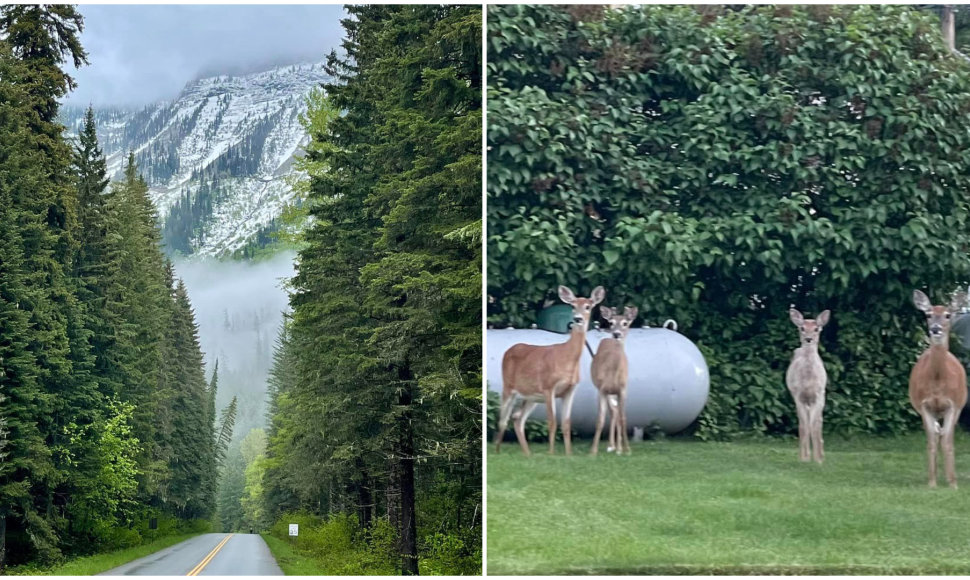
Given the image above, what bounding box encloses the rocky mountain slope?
[62,62,328,258]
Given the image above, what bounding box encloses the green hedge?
[488,5,970,438]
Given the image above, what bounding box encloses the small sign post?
[288,523,298,537]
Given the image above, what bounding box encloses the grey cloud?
[66,4,345,107]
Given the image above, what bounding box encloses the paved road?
[101,533,283,576]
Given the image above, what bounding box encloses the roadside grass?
[6,533,201,576]
[262,533,332,575]
[487,432,970,575]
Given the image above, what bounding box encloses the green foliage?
[62,399,141,547]
[266,513,397,575]
[420,531,481,576]
[488,4,970,439]
[240,429,269,530]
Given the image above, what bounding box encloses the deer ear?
[816,309,831,327]
[599,306,612,319]
[590,286,606,306]
[950,292,968,314]
[789,309,804,327]
[624,306,638,321]
[913,290,932,314]
[558,285,576,304]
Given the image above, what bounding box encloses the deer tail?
[608,395,618,409]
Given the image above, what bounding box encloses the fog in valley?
[174,252,297,441]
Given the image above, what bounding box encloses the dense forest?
[0,5,228,570]
[253,5,483,575]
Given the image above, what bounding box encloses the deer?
[786,308,831,463]
[494,285,605,456]
[910,289,968,489]
[590,306,637,456]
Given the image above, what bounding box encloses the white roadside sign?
[288,523,298,537]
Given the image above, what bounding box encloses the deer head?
[789,308,830,347]
[913,289,966,347]
[559,285,605,331]
[600,305,638,340]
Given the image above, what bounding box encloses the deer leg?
[619,391,631,455]
[545,392,558,455]
[810,403,824,464]
[816,402,825,462]
[795,402,809,462]
[942,405,959,489]
[920,408,940,488]
[513,401,538,457]
[591,392,608,456]
[606,398,617,453]
[561,387,577,456]
[494,393,517,453]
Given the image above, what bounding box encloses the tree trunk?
[397,366,418,575]
[0,512,6,573]
[387,457,400,532]
[943,5,956,53]
[356,468,372,530]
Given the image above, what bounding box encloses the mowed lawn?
[487,432,970,575]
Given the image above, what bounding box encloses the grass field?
[6,533,201,576]
[487,432,970,575]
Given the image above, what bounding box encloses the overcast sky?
[66,4,346,107]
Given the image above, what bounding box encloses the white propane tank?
[487,327,710,434]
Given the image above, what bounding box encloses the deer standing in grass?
[910,289,967,489]
[786,308,831,463]
[494,285,605,456]
[590,306,637,456]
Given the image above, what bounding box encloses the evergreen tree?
[215,395,238,469]
[165,280,214,519]
[0,6,95,566]
[216,447,246,532]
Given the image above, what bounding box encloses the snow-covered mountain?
[62,61,329,258]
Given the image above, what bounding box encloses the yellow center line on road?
[187,533,233,576]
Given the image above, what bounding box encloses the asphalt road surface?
[101,533,283,576]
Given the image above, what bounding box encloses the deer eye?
[800,326,805,331]
[584,305,590,311]
[946,313,952,319]
[621,321,628,326]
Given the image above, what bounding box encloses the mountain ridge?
[61,61,328,258]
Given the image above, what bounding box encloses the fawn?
[786,308,831,463]
[591,306,637,455]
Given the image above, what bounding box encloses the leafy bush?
[267,513,396,575]
[266,512,478,575]
[420,531,481,576]
[488,5,970,438]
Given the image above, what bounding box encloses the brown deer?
[591,306,637,455]
[910,289,968,489]
[494,285,605,456]
[786,308,831,463]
